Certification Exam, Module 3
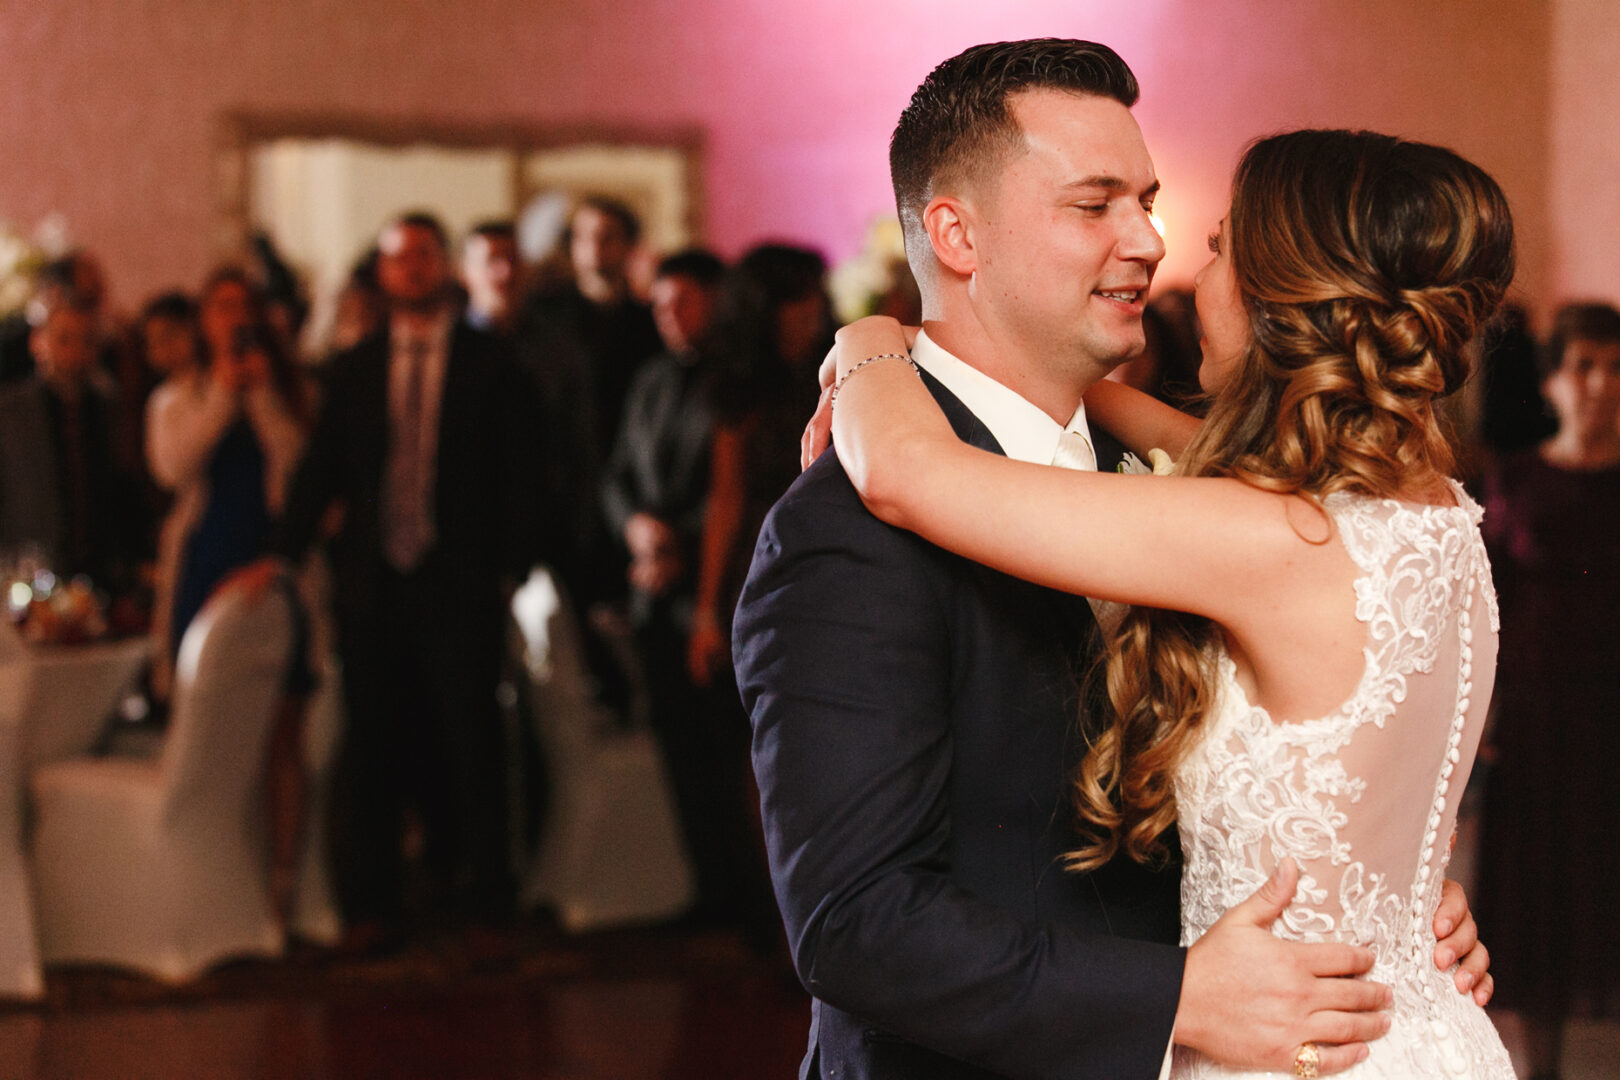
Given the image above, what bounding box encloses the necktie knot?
[1051,429,1096,472]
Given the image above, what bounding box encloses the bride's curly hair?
[1067,129,1516,871]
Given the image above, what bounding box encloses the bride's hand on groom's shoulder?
[801,382,835,471]
[1173,859,1389,1076]
[802,322,922,470]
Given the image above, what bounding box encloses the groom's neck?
[922,315,1095,425]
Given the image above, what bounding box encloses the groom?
[734,39,1487,1080]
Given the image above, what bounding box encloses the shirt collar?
[909,330,1094,468]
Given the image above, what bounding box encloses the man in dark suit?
[0,296,148,593]
[267,212,543,942]
[599,249,774,931]
[734,41,1488,1080]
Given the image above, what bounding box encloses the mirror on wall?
[215,115,702,352]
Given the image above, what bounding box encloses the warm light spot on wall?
[1150,211,1165,237]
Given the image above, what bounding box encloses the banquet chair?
[29,583,293,981]
[512,567,694,931]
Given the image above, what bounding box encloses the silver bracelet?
[829,353,918,408]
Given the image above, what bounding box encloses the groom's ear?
[922,195,979,277]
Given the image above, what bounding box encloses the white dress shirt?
[909,330,1096,469]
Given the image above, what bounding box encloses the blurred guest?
[461,221,591,579]
[1,252,115,385]
[131,291,204,525]
[460,220,523,334]
[146,269,309,697]
[0,294,148,593]
[601,248,770,926]
[601,249,725,626]
[688,244,833,689]
[523,199,663,703]
[265,211,544,947]
[527,197,662,463]
[1476,301,1620,1080]
[324,252,386,359]
[680,245,830,951]
[138,292,203,383]
[1479,302,1556,454]
[250,233,310,353]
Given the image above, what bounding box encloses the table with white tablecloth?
[0,634,150,998]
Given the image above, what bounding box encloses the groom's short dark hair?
[889,40,1139,239]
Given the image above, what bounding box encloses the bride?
[824,128,1517,1078]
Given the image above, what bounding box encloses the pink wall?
[0,0,1560,313]
[1551,0,1620,312]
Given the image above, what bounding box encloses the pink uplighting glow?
[0,0,1614,314]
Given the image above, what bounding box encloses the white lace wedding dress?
[1170,485,1516,1079]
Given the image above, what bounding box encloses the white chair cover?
[513,568,694,931]
[30,585,294,981]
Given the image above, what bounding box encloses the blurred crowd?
[0,199,1615,1049]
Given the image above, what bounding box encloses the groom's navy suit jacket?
[735,373,1185,1080]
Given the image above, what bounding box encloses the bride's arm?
[1081,378,1200,460]
[831,317,1306,620]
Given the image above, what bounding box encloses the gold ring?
[1293,1041,1321,1079]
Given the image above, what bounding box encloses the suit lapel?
[918,367,1008,458]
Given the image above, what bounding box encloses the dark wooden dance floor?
[2,911,1614,1078]
[0,920,809,1079]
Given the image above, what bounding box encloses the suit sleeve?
[734,456,1183,1080]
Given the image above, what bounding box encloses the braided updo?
[1069,130,1515,871]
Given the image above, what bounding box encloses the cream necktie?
[1050,428,1096,472]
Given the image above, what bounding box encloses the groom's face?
[971,90,1164,377]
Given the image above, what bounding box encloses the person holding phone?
[146,267,310,693]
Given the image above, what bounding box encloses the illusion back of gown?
[1172,484,1515,1079]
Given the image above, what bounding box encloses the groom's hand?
[1434,878,1494,1006]
[1173,859,1391,1076]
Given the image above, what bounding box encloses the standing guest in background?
[131,291,205,539]
[687,244,833,690]
[1476,301,1620,1080]
[460,220,524,335]
[525,199,662,608]
[528,197,663,464]
[250,233,310,354]
[261,211,544,951]
[461,220,592,587]
[0,294,148,594]
[137,292,203,384]
[1478,302,1556,455]
[147,269,310,698]
[1,252,116,385]
[600,248,767,929]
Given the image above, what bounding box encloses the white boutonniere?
[1117,448,1176,476]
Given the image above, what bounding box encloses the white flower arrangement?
[1118,448,1177,475]
[828,214,912,323]
[0,219,50,321]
